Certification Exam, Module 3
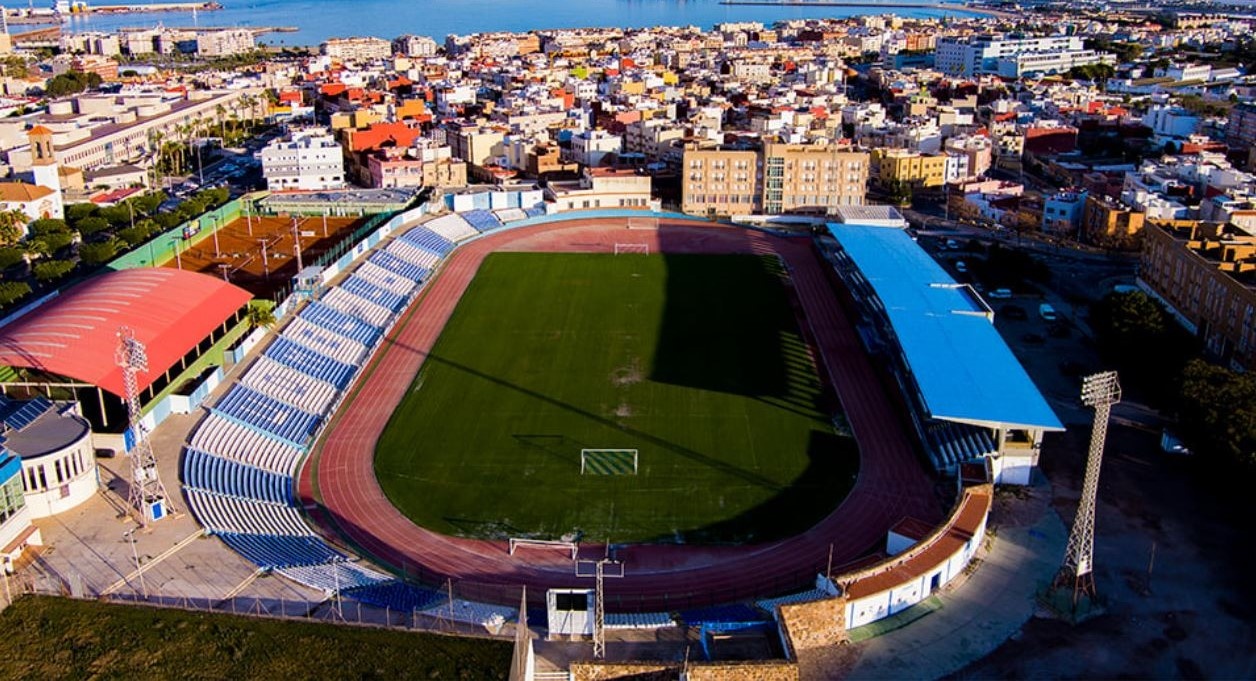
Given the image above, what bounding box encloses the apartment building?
[321,37,392,62]
[6,89,256,172]
[1225,102,1256,167]
[681,142,868,216]
[393,35,439,58]
[877,149,947,189]
[196,29,256,58]
[1140,221,1256,370]
[1082,194,1146,249]
[995,49,1115,78]
[260,129,346,191]
[936,34,1086,77]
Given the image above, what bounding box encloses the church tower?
[28,126,61,194]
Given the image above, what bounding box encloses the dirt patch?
[611,360,643,387]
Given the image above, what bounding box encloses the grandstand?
[423,213,478,242]
[177,218,473,602]
[460,209,503,233]
[824,211,1063,484]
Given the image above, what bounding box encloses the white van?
[1038,303,1058,321]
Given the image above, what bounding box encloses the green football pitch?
[374,252,857,544]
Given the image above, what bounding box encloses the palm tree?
[0,209,30,247]
[245,304,277,330]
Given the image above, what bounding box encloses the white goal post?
[580,449,639,475]
[613,243,650,255]
[626,216,659,231]
[509,538,580,560]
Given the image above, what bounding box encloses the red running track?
[298,218,939,610]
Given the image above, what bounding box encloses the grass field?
[0,596,509,680]
[375,253,857,544]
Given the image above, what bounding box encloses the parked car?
[956,260,968,273]
[988,288,1013,299]
[1038,303,1058,321]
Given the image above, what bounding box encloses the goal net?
[581,449,639,475]
[626,216,659,231]
[613,243,650,255]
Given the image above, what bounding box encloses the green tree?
[0,281,31,307]
[0,246,27,269]
[25,231,73,257]
[0,209,29,246]
[1179,359,1256,469]
[45,70,103,97]
[245,304,277,330]
[66,202,100,223]
[98,204,134,228]
[78,239,119,265]
[33,259,75,282]
[117,225,151,247]
[75,216,111,236]
[28,218,69,236]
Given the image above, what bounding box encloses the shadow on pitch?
[396,348,783,492]
[649,428,860,545]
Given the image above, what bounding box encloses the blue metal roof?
[828,224,1063,431]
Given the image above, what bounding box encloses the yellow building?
[877,149,947,189]
[1140,221,1256,370]
[682,142,868,216]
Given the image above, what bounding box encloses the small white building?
[544,167,658,213]
[569,130,623,168]
[259,129,346,191]
[0,398,98,520]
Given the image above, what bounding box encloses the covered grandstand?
[823,210,1064,483]
[0,269,252,431]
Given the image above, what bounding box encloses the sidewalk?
[844,476,1066,680]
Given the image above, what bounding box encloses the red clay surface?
[167,214,366,298]
[299,218,940,609]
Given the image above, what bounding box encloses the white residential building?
[995,50,1116,78]
[393,35,439,58]
[260,129,346,191]
[936,34,1086,77]
[321,37,392,62]
[569,130,623,167]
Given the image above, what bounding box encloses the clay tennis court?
[163,214,369,298]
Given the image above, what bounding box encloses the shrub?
[33,259,75,282]
[75,216,111,236]
[78,239,119,265]
[0,281,31,307]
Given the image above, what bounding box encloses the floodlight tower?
[1056,370,1121,606]
[117,326,174,527]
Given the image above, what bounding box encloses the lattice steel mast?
[593,559,607,659]
[1056,370,1120,606]
[117,326,174,526]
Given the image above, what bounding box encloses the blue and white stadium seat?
[277,561,393,592]
[279,317,370,366]
[460,209,502,233]
[353,260,420,297]
[264,336,357,389]
[185,488,311,536]
[212,384,321,448]
[605,612,674,630]
[492,208,527,224]
[240,356,338,416]
[368,250,429,283]
[424,214,478,242]
[340,276,407,314]
[182,447,293,505]
[343,581,444,612]
[384,239,441,271]
[297,301,383,348]
[926,422,997,471]
[218,533,346,570]
[319,288,394,329]
[398,227,455,256]
[190,414,303,475]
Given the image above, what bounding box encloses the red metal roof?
[0,269,252,397]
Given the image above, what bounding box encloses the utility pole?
[1055,371,1120,608]
[593,559,606,659]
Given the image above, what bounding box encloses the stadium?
[0,200,1061,664]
